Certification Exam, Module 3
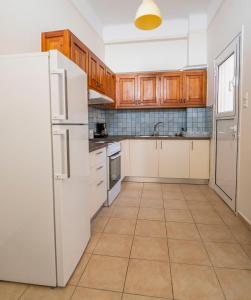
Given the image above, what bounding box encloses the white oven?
[106,142,121,205]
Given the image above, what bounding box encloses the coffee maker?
[94,122,108,138]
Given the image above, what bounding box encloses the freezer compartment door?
[52,124,90,287]
[50,50,88,124]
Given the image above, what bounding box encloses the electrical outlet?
[243,92,249,108]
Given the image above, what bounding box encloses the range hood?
[88,89,114,105]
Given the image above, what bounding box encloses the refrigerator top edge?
[0,52,50,59]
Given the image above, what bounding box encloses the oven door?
[109,152,121,190]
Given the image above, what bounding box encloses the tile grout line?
[181,186,228,300]
[121,183,143,298]
[163,183,175,300]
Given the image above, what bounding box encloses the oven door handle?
[110,153,121,160]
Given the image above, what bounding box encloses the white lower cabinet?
[129,140,159,177]
[190,140,210,179]
[89,148,107,218]
[159,140,190,178]
[127,139,210,180]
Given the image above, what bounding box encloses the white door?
[50,50,88,125]
[159,140,190,178]
[129,140,159,177]
[214,36,240,211]
[52,124,90,286]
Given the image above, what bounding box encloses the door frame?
[212,34,242,212]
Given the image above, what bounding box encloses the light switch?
[243,92,249,108]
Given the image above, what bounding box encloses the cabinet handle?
[155,140,157,149]
[97,180,104,186]
[96,166,104,171]
[161,140,163,149]
[96,151,103,155]
[191,141,194,151]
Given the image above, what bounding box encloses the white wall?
[104,15,207,73]
[105,39,188,73]
[207,0,251,224]
[0,0,104,59]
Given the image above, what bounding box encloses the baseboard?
[124,176,209,185]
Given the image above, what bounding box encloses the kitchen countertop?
[89,135,211,152]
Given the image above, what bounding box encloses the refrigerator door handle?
[51,69,68,121]
[53,129,70,180]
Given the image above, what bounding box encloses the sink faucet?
[153,122,164,136]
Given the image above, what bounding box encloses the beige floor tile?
[131,236,169,261]
[20,285,75,300]
[229,225,251,244]
[122,294,167,300]
[169,239,211,266]
[162,184,181,192]
[93,233,133,257]
[171,263,225,300]
[187,201,213,211]
[0,282,27,300]
[184,193,208,202]
[166,222,201,241]
[218,211,243,227]
[138,207,165,221]
[79,255,128,292]
[242,244,251,259]
[124,259,172,299]
[69,253,91,285]
[123,182,143,191]
[165,209,194,223]
[104,218,136,235]
[97,206,114,217]
[71,287,122,300]
[164,199,188,210]
[140,198,163,208]
[112,207,139,219]
[135,220,166,238]
[162,191,184,200]
[119,190,141,199]
[215,268,251,300]
[197,224,236,243]
[116,196,140,207]
[143,183,162,192]
[141,191,162,201]
[85,233,101,253]
[191,209,224,225]
[205,242,251,269]
[91,217,109,233]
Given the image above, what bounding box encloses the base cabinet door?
[121,140,130,179]
[159,140,190,178]
[129,140,158,177]
[190,140,210,179]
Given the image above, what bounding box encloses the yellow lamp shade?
[135,0,162,30]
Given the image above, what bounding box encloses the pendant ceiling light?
[134,0,162,30]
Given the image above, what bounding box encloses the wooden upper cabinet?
[70,35,89,73]
[97,61,106,93]
[88,52,99,90]
[160,73,183,107]
[138,74,159,106]
[182,70,207,107]
[117,75,138,108]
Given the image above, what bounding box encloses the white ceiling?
[87,0,211,26]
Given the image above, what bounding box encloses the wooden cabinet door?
[41,30,71,58]
[160,73,183,107]
[70,35,89,73]
[116,75,138,108]
[129,140,159,177]
[105,68,113,98]
[97,61,106,93]
[88,52,99,90]
[182,70,207,107]
[158,140,190,178]
[138,74,159,106]
[189,140,210,179]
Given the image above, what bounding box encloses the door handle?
[51,69,68,121]
[53,129,70,180]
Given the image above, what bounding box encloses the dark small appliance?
[94,122,108,138]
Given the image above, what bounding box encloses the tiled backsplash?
[89,106,213,136]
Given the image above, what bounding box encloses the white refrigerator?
[0,51,90,287]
